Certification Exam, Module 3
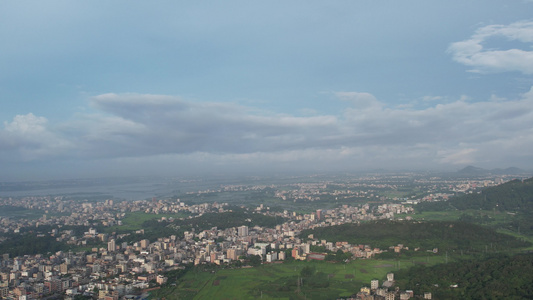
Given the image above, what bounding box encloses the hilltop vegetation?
[418,177,533,212]
[416,177,533,235]
[300,220,529,252]
[0,208,285,255]
[396,253,533,299]
[0,234,65,257]
[117,207,285,243]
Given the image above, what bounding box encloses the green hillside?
[418,177,533,212]
[396,253,533,299]
[300,220,529,252]
[416,177,533,235]
[116,208,285,243]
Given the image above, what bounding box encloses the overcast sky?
[1,1,533,180]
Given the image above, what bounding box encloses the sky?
[1,1,533,180]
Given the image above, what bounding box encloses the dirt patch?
[344,274,354,279]
[328,274,335,278]
[359,268,368,273]
[213,280,220,286]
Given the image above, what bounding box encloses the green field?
[106,211,190,233]
[411,210,463,221]
[496,228,533,251]
[151,255,449,300]
[412,209,516,224]
[0,205,68,220]
[378,190,412,199]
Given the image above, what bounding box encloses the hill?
[299,220,529,252]
[115,207,285,243]
[457,165,487,175]
[416,177,533,212]
[396,253,533,299]
[416,177,533,235]
[456,166,528,176]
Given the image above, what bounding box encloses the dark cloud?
[80,93,340,157]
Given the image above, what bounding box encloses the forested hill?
[417,177,533,212]
[299,220,529,252]
[396,253,533,299]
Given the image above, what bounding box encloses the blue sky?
[1,1,533,180]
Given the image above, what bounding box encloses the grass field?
[378,190,412,199]
[0,206,49,220]
[150,255,449,300]
[105,211,190,233]
[496,228,533,251]
[412,209,533,252]
[412,209,516,224]
[410,210,463,221]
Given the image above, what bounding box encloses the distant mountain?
[493,167,528,175]
[457,166,528,175]
[457,165,487,175]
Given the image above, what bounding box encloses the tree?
[249,255,262,267]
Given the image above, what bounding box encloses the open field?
[151,255,449,300]
[105,211,190,233]
[410,210,463,221]
[0,209,45,220]
[0,206,68,220]
[412,210,533,252]
[412,209,516,224]
[378,190,413,199]
[496,228,533,251]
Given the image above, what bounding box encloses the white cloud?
[0,113,72,160]
[438,148,478,165]
[522,85,533,99]
[2,89,533,172]
[448,20,533,74]
[4,113,48,135]
[421,96,444,102]
[335,92,383,110]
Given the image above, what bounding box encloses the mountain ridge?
[457,165,528,175]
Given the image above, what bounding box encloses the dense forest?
[300,220,529,252]
[0,234,66,257]
[396,253,533,299]
[0,225,92,256]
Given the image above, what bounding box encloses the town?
[0,174,520,299]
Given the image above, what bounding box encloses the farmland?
[151,255,449,300]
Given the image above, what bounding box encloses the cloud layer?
[448,20,533,74]
[1,88,532,176]
[1,113,73,161]
[2,15,533,179]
